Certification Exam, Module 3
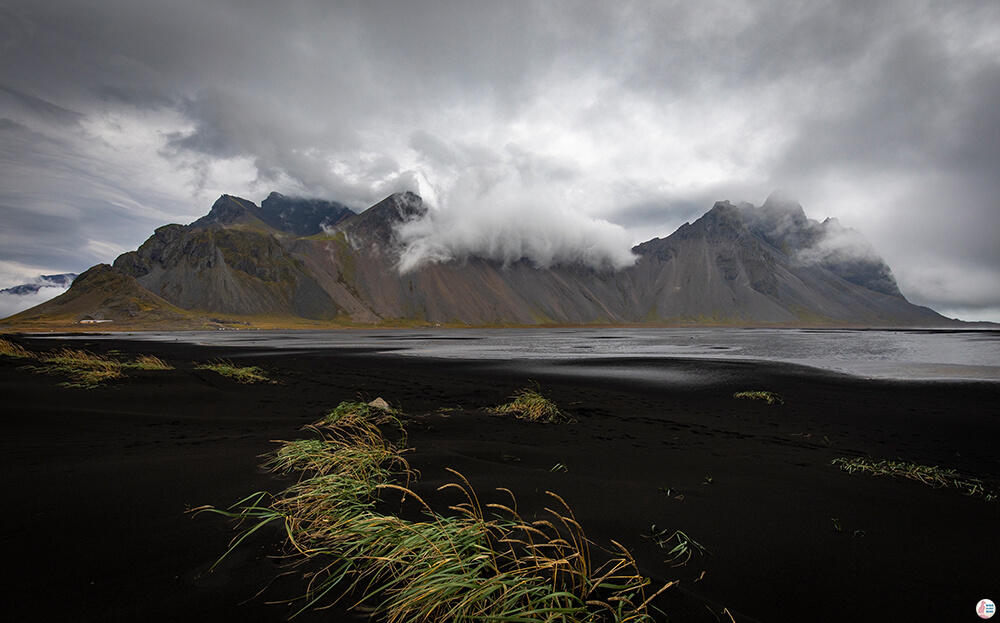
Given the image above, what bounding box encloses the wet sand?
[2,334,997,622]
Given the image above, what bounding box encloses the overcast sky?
[1,0,998,321]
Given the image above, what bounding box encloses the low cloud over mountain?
[0,272,77,318]
[3,192,963,329]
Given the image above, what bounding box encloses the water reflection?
[91,327,1000,382]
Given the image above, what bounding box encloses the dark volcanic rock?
[742,191,904,298]
[11,190,957,327]
[189,193,355,237]
[336,191,426,246]
[259,192,354,236]
[189,195,258,229]
[115,224,336,318]
[636,202,778,298]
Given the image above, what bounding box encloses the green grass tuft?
[38,348,124,388]
[733,390,785,405]
[646,526,710,567]
[831,457,993,498]
[198,396,673,621]
[494,383,573,423]
[196,360,271,383]
[124,354,173,371]
[0,337,35,359]
[319,399,401,426]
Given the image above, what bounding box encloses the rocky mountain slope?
[2,191,955,328]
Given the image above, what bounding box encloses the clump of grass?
[8,342,175,388]
[266,428,409,486]
[315,399,407,444]
[39,348,123,388]
[124,354,173,371]
[213,477,667,621]
[199,398,672,621]
[645,526,710,567]
[196,359,271,383]
[494,383,574,423]
[319,399,401,427]
[733,390,785,405]
[832,457,993,498]
[0,337,35,359]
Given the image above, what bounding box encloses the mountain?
[190,192,354,236]
[1,191,958,328]
[2,264,194,328]
[740,192,903,298]
[0,273,78,296]
[626,199,942,324]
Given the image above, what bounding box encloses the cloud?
[0,287,68,320]
[0,264,74,319]
[792,220,881,266]
[396,159,636,273]
[0,83,85,126]
[0,0,998,320]
[894,260,1000,322]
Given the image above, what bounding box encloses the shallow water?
[86,327,1000,382]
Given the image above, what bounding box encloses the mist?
[395,166,637,274]
[0,285,69,319]
[793,219,882,266]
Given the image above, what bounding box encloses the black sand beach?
[2,334,997,622]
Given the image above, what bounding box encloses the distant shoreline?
[9,326,999,383]
[4,316,997,332]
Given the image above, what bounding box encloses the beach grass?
[38,348,124,388]
[831,457,993,498]
[196,359,272,383]
[495,383,574,423]
[732,390,785,405]
[646,527,709,567]
[5,340,177,387]
[124,354,173,371]
[319,399,402,427]
[0,337,35,359]
[199,398,672,621]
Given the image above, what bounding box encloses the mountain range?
[0,273,78,297]
[1,190,957,329]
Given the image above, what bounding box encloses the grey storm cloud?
[0,0,998,320]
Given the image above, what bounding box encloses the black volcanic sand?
[2,334,997,623]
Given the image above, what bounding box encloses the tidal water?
[93,327,1000,382]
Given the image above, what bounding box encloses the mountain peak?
[689,200,750,241]
[3,192,950,328]
[761,189,804,212]
[190,194,259,229]
[385,191,425,219]
[338,192,426,246]
[258,192,354,236]
[743,195,904,298]
[188,192,355,236]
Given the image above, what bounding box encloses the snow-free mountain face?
[2,192,957,328]
[189,193,355,235]
[741,192,903,298]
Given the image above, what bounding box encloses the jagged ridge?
[2,191,956,328]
